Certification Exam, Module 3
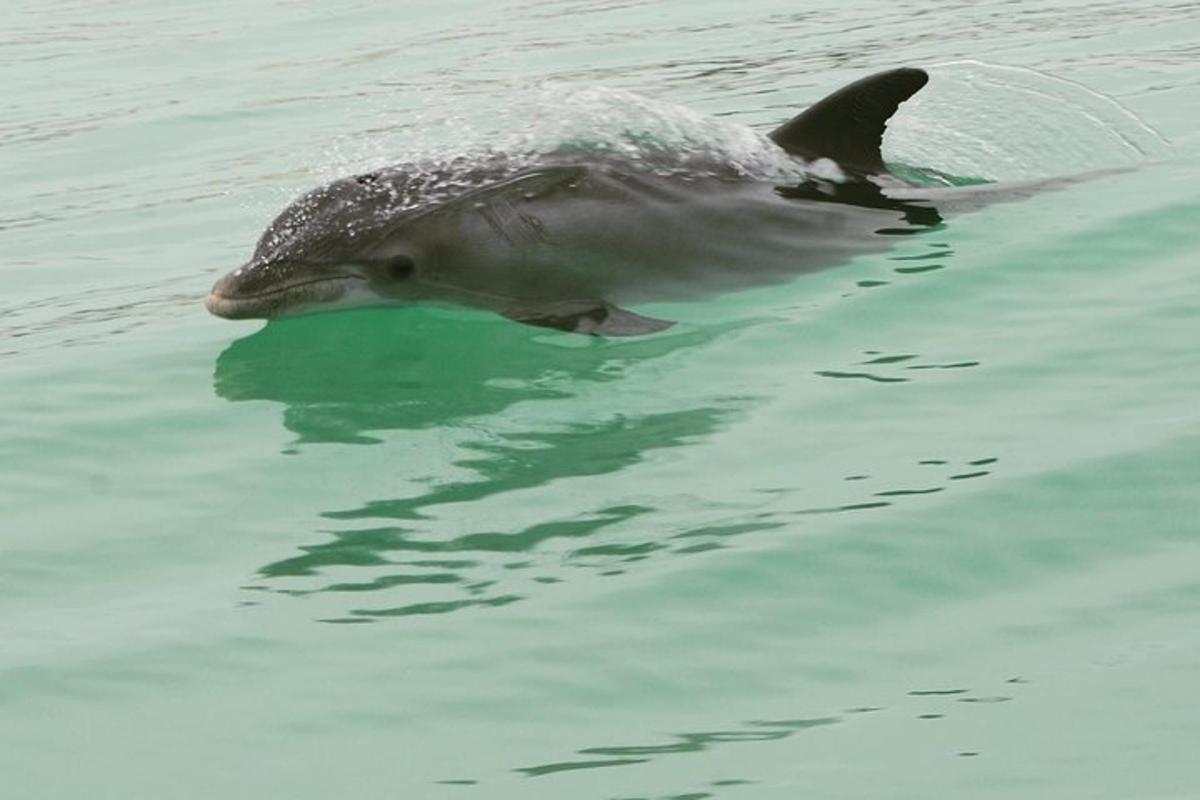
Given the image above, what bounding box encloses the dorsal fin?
[768,67,929,175]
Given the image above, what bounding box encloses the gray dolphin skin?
[205,68,1000,335]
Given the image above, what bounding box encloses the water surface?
[3,1,1200,798]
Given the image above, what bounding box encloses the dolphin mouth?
[205,275,366,320]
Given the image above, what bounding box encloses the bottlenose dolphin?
[204,68,1015,335]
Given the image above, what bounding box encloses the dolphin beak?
[205,262,366,320]
[205,282,255,319]
[206,267,266,319]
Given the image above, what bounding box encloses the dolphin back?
[769,67,929,175]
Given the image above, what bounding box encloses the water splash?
[888,60,1170,181]
[315,81,814,192]
[500,83,808,180]
[314,64,1165,201]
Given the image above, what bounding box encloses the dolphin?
[204,68,1011,335]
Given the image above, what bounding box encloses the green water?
[3,1,1200,797]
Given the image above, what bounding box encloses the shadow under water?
[216,310,756,620]
[214,308,739,444]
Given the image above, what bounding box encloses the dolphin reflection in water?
[206,68,1066,336]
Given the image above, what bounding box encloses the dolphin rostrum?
[206,68,1004,335]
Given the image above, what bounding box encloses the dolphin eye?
[385,255,416,280]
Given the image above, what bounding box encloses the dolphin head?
[206,170,439,320]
